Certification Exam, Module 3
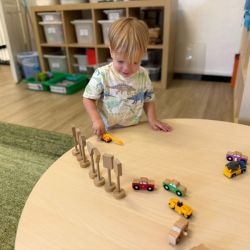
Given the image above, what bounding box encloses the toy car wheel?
[176,237,180,244]
[164,185,170,191]
[176,191,182,197]
[147,186,153,191]
[184,213,192,219]
[240,159,246,163]
[227,156,233,161]
[232,174,236,178]
[133,185,140,190]
[241,169,246,173]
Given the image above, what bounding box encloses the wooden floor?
[0,65,233,138]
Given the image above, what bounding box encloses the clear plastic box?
[144,66,161,82]
[71,20,94,44]
[73,64,89,75]
[60,0,88,4]
[17,51,40,79]
[36,0,60,6]
[73,54,88,65]
[37,12,62,22]
[103,9,126,20]
[39,22,65,44]
[97,20,114,45]
[44,51,68,73]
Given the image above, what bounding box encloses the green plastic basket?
[22,72,65,91]
[45,74,89,94]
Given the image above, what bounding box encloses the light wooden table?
[15,119,250,250]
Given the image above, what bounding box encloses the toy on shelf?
[79,135,90,168]
[93,148,105,187]
[103,154,116,192]
[113,158,125,199]
[66,74,83,81]
[76,128,83,162]
[102,133,123,146]
[86,142,97,179]
[38,72,46,82]
[168,217,189,245]
[132,177,155,191]
[188,243,209,250]
[223,161,247,178]
[163,179,187,197]
[226,151,248,163]
[71,124,79,156]
[169,198,193,219]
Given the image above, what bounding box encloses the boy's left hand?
[149,120,172,132]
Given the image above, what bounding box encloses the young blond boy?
[83,17,172,140]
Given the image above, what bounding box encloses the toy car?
[223,161,247,178]
[226,151,248,163]
[102,133,123,145]
[132,177,155,191]
[163,179,187,197]
[168,217,189,245]
[169,198,193,219]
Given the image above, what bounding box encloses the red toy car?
[132,177,155,191]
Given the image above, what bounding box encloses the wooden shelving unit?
[234,26,250,124]
[30,0,178,89]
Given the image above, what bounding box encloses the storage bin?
[144,66,161,82]
[44,51,68,73]
[73,64,89,75]
[61,0,88,4]
[141,50,162,66]
[86,49,96,65]
[44,74,89,94]
[36,0,60,6]
[97,20,114,45]
[39,22,64,44]
[71,20,94,44]
[103,9,125,20]
[17,51,40,79]
[22,72,64,91]
[37,12,62,22]
[74,54,88,65]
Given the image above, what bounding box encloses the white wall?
[175,0,245,76]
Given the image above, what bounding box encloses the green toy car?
[163,179,187,197]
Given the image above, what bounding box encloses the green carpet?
[0,122,74,250]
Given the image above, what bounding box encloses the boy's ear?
[109,46,113,59]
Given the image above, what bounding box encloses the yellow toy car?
[102,133,123,146]
[169,198,193,219]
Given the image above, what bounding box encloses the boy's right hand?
[93,119,106,141]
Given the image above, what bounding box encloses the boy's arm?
[83,98,106,140]
[143,102,172,132]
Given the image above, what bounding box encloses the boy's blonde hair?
[108,17,149,64]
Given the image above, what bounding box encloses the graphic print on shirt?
[127,89,145,104]
[104,97,128,112]
[106,83,136,95]
[144,89,154,100]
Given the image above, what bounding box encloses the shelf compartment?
[63,10,92,44]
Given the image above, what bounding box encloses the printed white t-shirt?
[83,62,155,130]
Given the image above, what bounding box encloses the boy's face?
[109,47,141,78]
